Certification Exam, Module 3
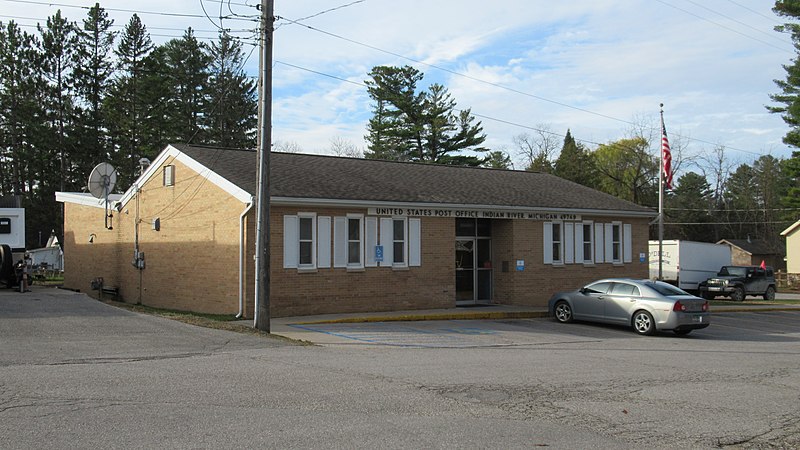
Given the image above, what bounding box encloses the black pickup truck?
[698,265,776,301]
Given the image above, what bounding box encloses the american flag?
[661,119,673,190]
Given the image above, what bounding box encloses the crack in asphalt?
[47,352,211,366]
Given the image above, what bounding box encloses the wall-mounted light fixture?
[89,233,97,244]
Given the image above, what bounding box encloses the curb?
[291,310,551,325]
[711,307,800,313]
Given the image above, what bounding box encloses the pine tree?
[203,31,257,149]
[364,65,487,165]
[665,172,714,241]
[0,21,41,197]
[160,29,211,143]
[553,129,597,187]
[73,3,115,178]
[38,10,79,191]
[769,1,800,147]
[105,14,154,186]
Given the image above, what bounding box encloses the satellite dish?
[88,162,117,199]
[87,163,117,230]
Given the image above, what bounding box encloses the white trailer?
[0,208,26,287]
[648,240,731,292]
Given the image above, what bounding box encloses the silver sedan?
[548,278,710,336]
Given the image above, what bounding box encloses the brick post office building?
[57,144,655,318]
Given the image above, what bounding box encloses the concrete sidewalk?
[262,301,800,343]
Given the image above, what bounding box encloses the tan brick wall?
[63,157,250,315]
[63,157,651,317]
[268,207,454,317]
[490,217,650,307]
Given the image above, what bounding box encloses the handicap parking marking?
[289,321,503,348]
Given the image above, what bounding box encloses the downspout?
[237,198,255,318]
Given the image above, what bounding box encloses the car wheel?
[673,329,692,336]
[632,310,656,336]
[553,301,573,323]
[730,287,745,302]
[764,286,776,301]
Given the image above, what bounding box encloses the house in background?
[781,220,800,273]
[28,232,63,271]
[716,238,784,270]
[57,144,655,318]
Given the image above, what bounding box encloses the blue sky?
[1,0,795,172]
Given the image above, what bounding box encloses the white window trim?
[163,165,175,187]
[544,221,565,266]
[297,212,317,270]
[611,221,623,264]
[582,220,594,265]
[392,217,408,268]
[552,221,564,265]
[346,213,364,270]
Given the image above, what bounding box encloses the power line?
[0,13,254,34]
[676,0,790,47]
[293,0,365,22]
[724,0,783,25]
[276,16,766,157]
[654,0,792,53]
[0,0,258,21]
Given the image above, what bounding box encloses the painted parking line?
[289,322,502,348]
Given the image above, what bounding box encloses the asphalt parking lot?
[286,310,800,347]
[2,287,800,448]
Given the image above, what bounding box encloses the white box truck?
[648,240,731,292]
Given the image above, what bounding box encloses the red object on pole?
[760,260,766,270]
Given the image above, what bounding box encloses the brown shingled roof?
[171,144,654,214]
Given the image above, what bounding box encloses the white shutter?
[317,216,331,268]
[624,223,633,263]
[409,218,421,266]
[283,215,298,269]
[595,223,604,263]
[333,216,347,268]
[379,218,393,267]
[564,222,574,264]
[605,223,614,263]
[574,223,584,263]
[366,217,378,267]
[543,222,553,264]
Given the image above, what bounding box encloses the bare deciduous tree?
[330,136,363,158]
[513,124,559,172]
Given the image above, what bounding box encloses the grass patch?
[101,300,310,344]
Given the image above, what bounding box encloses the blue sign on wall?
[375,245,384,262]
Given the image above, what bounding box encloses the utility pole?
[254,0,273,332]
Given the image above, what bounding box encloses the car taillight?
[702,301,709,312]
[673,301,686,312]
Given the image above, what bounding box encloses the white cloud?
[2,0,794,162]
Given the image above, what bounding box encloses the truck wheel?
[764,286,776,301]
[0,244,13,288]
[730,287,745,302]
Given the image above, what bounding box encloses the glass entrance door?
[455,236,492,305]
[456,239,475,302]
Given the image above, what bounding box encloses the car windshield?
[718,266,747,277]
[644,281,690,297]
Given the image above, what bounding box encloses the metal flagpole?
[658,103,665,281]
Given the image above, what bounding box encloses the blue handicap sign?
[375,245,384,262]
